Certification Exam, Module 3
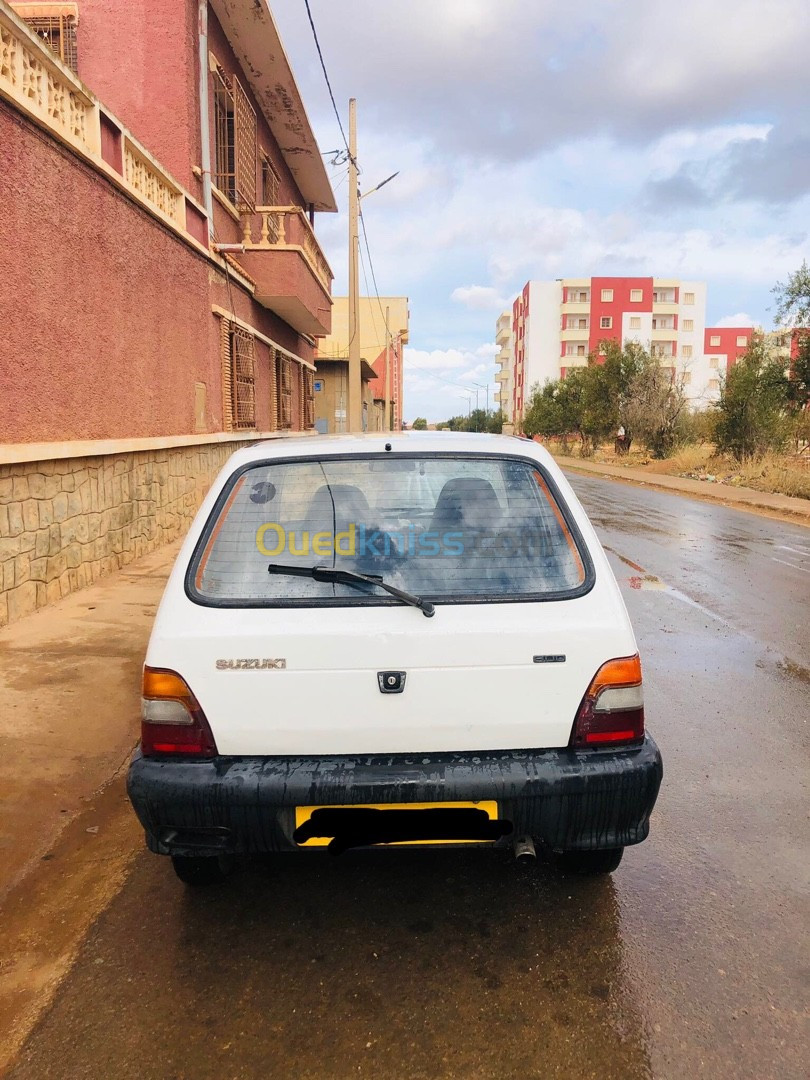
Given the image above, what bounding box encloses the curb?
[553,455,810,525]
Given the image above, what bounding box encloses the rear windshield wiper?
[267,563,435,617]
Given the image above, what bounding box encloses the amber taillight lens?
[570,654,645,747]
[140,667,217,758]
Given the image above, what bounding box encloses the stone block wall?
[0,440,256,627]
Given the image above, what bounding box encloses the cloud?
[641,124,810,210]
[713,312,758,328]
[268,1,810,421]
[450,285,510,311]
[274,0,810,163]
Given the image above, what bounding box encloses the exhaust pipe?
[513,835,536,863]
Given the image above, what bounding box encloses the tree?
[772,261,810,328]
[411,416,428,430]
[624,355,689,458]
[523,382,567,440]
[787,333,810,411]
[486,409,504,434]
[714,335,791,460]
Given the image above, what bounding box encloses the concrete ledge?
[554,455,810,524]
[0,429,315,466]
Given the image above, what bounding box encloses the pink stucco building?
[0,0,336,626]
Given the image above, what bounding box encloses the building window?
[601,289,613,302]
[630,316,641,330]
[710,356,719,369]
[682,371,692,385]
[578,318,588,329]
[708,378,719,391]
[682,345,693,358]
[630,289,643,302]
[212,66,257,209]
[683,319,694,332]
[277,356,293,429]
[578,291,588,302]
[600,316,612,329]
[576,345,586,356]
[683,291,695,305]
[261,153,279,206]
[22,12,78,71]
[710,334,721,347]
[736,335,748,347]
[565,344,575,356]
[221,321,256,430]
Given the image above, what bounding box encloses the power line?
[302,0,356,168]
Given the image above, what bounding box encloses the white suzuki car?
[128,432,662,885]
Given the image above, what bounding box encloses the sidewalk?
[0,540,181,1067]
[0,539,180,904]
[553,454,810,524]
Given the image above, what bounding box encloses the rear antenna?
[385,442,392,451]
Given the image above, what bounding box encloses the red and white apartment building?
[496,278,759,423]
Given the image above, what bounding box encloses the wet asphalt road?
[7,478,810,1080]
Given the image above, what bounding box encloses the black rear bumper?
[127,736,662,857]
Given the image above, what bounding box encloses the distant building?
[764,327,810,369]
[316,297,409,430]
[503,277,723,421]
[702,327,755,391]
[313,359,384,434]
[494,312,514,422]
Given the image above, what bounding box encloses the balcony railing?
[241,206,333,293]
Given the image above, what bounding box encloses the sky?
[272,0,810,422]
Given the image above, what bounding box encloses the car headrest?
[305,484,370,531]
[429,477,502,533]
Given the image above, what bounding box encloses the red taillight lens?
[570,654,645,748]
[140,667,218,758]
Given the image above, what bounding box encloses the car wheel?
[171,855,230,886]
[555,848,624,875]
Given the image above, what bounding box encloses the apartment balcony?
[653,302,679,317]
[238,206,333,337]
[561,301,590,315]
[495,368,509,382]
[496,314,511,345]
[560,329,590,343]
[651,327,679,341]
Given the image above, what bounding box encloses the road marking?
[775,545,810,559]
[771,557,810,574]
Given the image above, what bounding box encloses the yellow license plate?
[294,801,499,847]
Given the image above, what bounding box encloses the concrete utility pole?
[347,98,362,433]
[384,304,391,432]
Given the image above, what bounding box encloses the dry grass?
[548,437,810,501]
[735,453,810,500]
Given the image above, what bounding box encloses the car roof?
[223,431,553,468]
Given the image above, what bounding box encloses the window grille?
[260,154,280,241]
[232,75,257,211]
[213,67,235,201]
[24,14,77,70]
[278,356,293,429]
[299,366,316,429]
[230,325,256,429]
[261,153,279,205]
[212,67,256,210]
[268,348,279,431]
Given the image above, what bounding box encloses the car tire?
[171,855,230,886]
[555,848,624,875]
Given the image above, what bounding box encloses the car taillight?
[140,667,218,758]
[570,654,645,748]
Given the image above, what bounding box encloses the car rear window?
[188,454,591,606]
